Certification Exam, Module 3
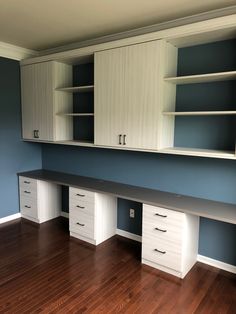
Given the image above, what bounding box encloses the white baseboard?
[116,228,142,242]
[0,213,21,224]
[197,254,236,274]
[61,211,69,218]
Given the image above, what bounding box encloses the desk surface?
[18,169,236,224]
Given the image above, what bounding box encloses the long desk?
[18,169,236,224]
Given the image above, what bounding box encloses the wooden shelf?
[57,113,94,116]
[57,140,94,146]
[163,111,236,116]
[164,71,236,85]
[160,147,236,159]
[56,85,94,93]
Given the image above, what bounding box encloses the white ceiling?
[0,0,235,51]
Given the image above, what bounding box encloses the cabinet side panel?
[54,62,73,141]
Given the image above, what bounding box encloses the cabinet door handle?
[24,205,31,208]
[154,249,166,254]
[119,134,122,145]
[155,213,167,218]
[155,227,167,233]
[24,181,31,184]
[24,191,31,194]
[76,205,85,209]
[123,134,126,145]
[76,222,85,227]
[33,130,39,139]
[76,193,85,197]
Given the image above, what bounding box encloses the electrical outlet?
[130,208,135,218]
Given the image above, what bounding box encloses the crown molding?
[0,41,37,61]
[40,5,236,56]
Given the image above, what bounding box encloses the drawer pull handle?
[76,222,85,227]
[155,213,167,218]
[25,205,31,208]
[76,205,85,209]
[155,227,167,233]
[24,191,31,194]
[76,193,85,197]
[119,134,122,145]
[154,249,166,254]
[24,181,31,184]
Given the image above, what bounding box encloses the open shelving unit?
[55,61,94,145]
[160,38,236,159]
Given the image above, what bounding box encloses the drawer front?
[19,176,37,192]
[143,204,184,228]
[69,211,95,240]
[20,188,37,199]
[20,195,38,219]
[142,239,182,271]
[69,199,95,217]
[143,219,183,246]
[69,187,95,203]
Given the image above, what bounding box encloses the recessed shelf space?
[161,38,236,159]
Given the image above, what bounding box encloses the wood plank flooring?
[0,217,236,313]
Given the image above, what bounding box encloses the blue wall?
[42,145,236,265]
[0,57,42,218]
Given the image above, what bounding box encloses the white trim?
[197,254,236,274]
[0,213,21,224]
[0,41,37,61]
[116,228,142,242]
[40,5,236,56]
[61,211,69,218]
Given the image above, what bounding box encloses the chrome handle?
[33,130,39,138]
[24,191,31,194]
[123,134,126,145]
[155,213,167,218]
[24,205,31,208]
[24,181,31,184]
[76,222,85,227]
[76,205,85,209]
[76,193,85,197]
[119,134,122,145]
[155,227,167,233]
[154,249,166,254]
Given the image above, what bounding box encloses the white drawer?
[20,188,37,200]
[69,187,95,203]
[142,239,182,272]
[143,204,184,227]
[19,176,37,192]
[69,199,95,217]
[69,211,95,240]
[20,196,38,219]
[143,219,183,246]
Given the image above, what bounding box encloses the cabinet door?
[95,41,162,150]
[95,48,125,147]
[123,41,161,150]
[21,62,54,141]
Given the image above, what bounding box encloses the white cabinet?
[69,187,117,245]
[21,61,73,141]
[95,40,177,150]
[19,176,61,223]
[142,204,199,278]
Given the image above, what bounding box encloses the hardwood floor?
[0,218,235,313]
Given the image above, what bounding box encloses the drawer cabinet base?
[142,258,184,278]
[70,231,97,245]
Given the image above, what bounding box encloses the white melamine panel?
[69,199,95,216]
[95,47,125,147]
[69,211,95,240]
[69,187,95,203]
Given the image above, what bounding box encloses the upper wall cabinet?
[94,40,178,150]
[21,61,73,141]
